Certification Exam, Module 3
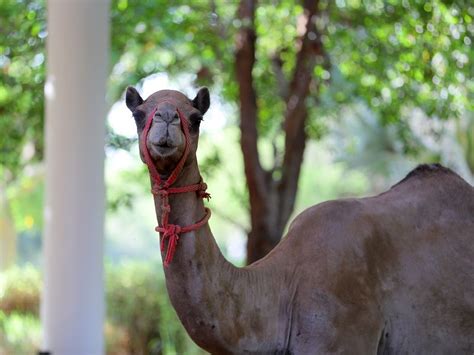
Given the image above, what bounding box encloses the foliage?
[109,1,236,99]
[1,0,473,179]
[105,262,196,354]
[0,265,40,315]
[0,264,203,354]
[7,168,44,232]
[0,310,41,354]
[106,159,149,213]
[0,266,42,354]
[323,0,473,151]
[457,113,474,173]
[0,0,46,179]
[110,0,474,156]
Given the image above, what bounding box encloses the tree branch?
[284,0,324,139]
[278,0,326,230]
[235,0,268,222]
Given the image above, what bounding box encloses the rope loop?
[142,101,211,267]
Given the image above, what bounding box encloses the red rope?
[141,102,211,267]
[156,208,211,266]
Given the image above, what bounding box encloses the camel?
[125,86,474,354]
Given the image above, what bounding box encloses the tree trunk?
[235,0,326,264]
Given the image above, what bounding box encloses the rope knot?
[198,183,211,201]
[164,224,182,237]
[151,185,171,198]
[162,204,171,214]
[158,223,182,267]
[158,189,169,197]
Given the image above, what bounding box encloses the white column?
[42,0,109,354]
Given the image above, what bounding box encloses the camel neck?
[151,160,239,350]
[150,161,290,352]
[151,159,230,279]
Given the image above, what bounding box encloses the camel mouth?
[151,143,178,158]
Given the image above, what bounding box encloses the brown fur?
[127,87,474,354]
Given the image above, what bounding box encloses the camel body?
[180,165,473,354]
[251,165,474,354]
[125,87,474,354]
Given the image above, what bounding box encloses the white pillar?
[42,0,109,354]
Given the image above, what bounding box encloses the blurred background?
[0,0,473,353]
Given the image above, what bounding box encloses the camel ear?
[125,86,144,111]
[192,87,210,115]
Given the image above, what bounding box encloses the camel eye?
[189,112,203,132]
[190,112,203,123]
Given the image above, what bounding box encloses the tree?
[1,0,473,263]
[113,0,474,263]
[235,0,327,261]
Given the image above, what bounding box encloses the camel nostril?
[149,135,168,147]
[154,139,168,147]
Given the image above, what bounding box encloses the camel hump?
[404,163,454,179]
[392,163,468,188]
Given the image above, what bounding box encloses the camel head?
[125,87,210,175]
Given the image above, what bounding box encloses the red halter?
[141,102,211,267]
